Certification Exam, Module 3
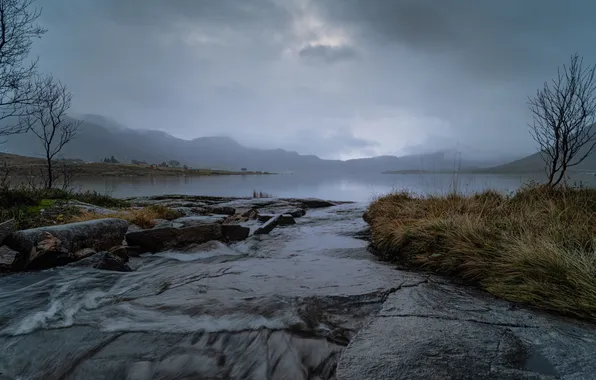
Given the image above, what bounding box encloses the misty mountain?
[1,114,511,173]
[487,124,596,173]
[487,150,596,173]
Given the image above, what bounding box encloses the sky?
[30,0,596,160]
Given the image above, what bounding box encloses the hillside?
[1,114,511,174]
[487,149,596,174]
[0,153,261,177]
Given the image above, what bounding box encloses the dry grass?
[70,204,183,229]
[365,183,596,320]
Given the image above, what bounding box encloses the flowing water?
[0,203,420,379]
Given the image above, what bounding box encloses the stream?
[0,202,406,379]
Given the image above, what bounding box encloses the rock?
[66,200,117,215]
[221,224,250,242]
[337,279,596,380]
[257,214,275,223]
[0,219,16,245]
[5,218,129,271]
[242,209,259,220]
[278,214,296,226]
[0,245,17,272]
[295,198,336,209]
[205,206,236,216]
[125,224,223,253]
[172,215,226,227]
[69,252,132,272]
[127,224,143,233]
[288,209,306,218]
[108,246,130,262]
[73,248,97,260]
[152,219,173,229]
[254,214,296,235]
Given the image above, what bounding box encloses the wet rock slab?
[337,279,596,380]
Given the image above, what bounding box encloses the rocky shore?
[0,195,595,379]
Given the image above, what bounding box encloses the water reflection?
[65,172,593,201]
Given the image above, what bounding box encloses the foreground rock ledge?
[5,218,129,271]
[337,278,596,380]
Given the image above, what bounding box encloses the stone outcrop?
[0,245,17,272]
[0,219,16,245]
[125,224,223,253]
[68,251,132,272]
[171,215,227,227]
[221,224,250,242]
[254,214,296,235]
[337,278,596,380]
[292,198,337,209]
[5,218,129,271]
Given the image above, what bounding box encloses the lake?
[70,172,594,202]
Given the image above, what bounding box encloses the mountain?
[0,114,510,173]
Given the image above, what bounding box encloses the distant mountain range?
[1,114,525,173]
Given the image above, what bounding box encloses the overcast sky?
[31,0,596,160]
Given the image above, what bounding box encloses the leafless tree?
[0,0,46,137]
[528,54,596,186]
[21,75,82,188]
[56,160,82,191]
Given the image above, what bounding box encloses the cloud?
[24,0,596,160]
[299,44,357,63]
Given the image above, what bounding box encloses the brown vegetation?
[70,205,184,229]
[365,183,596,320]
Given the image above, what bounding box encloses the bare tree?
[0,0,46,137]
[21,75,82,188]
[528,54,596,186]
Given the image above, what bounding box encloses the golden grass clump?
[70,204,184,229]
[366,184,596,320]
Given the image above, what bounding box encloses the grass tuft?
[70,204,184,229]
[366,183,596,320]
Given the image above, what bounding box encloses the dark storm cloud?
[299,44,357,63]
[315,0,596,80]
[27,0,596,160]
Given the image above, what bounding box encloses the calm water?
[68,172,586,201]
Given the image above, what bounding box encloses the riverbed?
[0,201,409,379]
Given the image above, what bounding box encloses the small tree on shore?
[21,75,82,188]
[528,53,596,186]
[0,0,46,138]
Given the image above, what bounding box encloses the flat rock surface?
[337,279,596,380]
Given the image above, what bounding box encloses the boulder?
[278,214,296,226]
[172,215,227,227]
[69,251,132,272]
[242,209,259,220]
[297,198,336,209]
[221,224,250,242]
[288,209,306,218]
[0,245,17,272]
[254,214,296,235]
[108,245,131,262]
[257,214,275,223]
[205,206,236,216]
[0,219,16,245]
[5,218,129,271]
[125,224,223,253]
[73,248,97,260]
[153,219,173,229]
